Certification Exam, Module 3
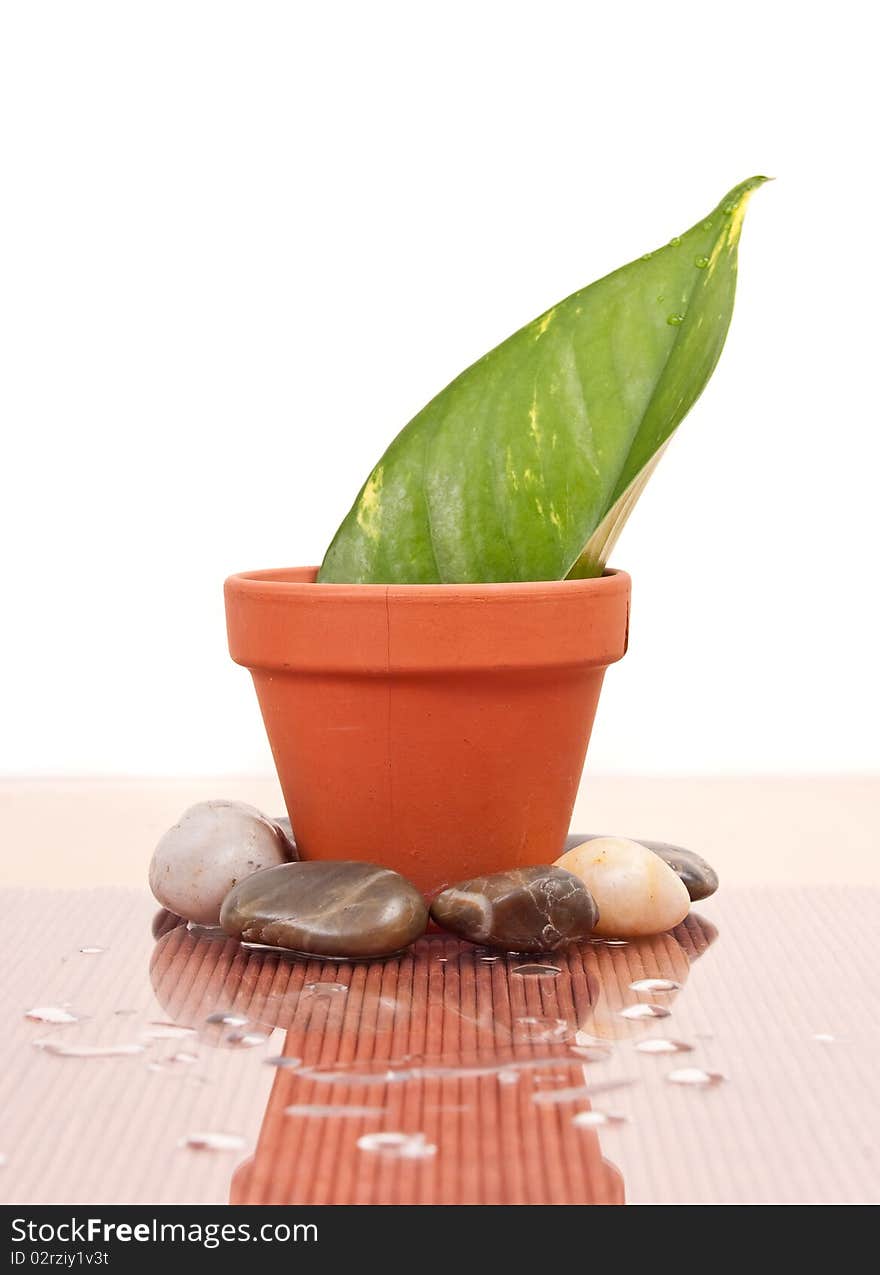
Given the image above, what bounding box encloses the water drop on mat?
[620,1003,671,1020]
[142,1022,197,1040]
[179,1132,246,1152]
[34,1040,145,1058]
[186,922,227,940]
[666,1067,725,1087]
[635,1038,692,1054]
[356,1132,436,1160]
[226,1030,270,1048]
[574,1030,610,1048]
[25,1006,78,1024]
[629,978,680,993]
[572,1111,626,1129]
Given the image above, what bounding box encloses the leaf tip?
[721,174,772,207]
[712,175,770,253]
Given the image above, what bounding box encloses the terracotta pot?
[224,567,630,895]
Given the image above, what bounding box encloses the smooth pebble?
[220,861,428,958]
[555,837,690,938]
[430,865,598,952]
[149,800,296,926]
[563,832,718,901]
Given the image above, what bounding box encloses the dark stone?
[643,841,719,901]
[430,866,599,952]
[271,815,298,857]
[563,833,718,902]
[219,861,428,958]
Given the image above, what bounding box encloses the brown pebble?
[220,861,428,958]
[431,865,598,952]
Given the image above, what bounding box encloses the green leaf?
[318,177,768,584]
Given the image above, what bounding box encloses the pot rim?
[225,564,628,602]
[225,565,630,677]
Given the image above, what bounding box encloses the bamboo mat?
[1,886,878,1204]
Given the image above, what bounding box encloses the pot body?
[225,567,630,895]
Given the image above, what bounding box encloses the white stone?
[554,836,690,939]
[149,801,294,925]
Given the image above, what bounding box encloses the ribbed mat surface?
[2,887,878,1204]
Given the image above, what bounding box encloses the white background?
[1,1,877,777]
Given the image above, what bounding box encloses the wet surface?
[1,886,879,1203]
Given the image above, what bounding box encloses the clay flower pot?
[224,567,630,895]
